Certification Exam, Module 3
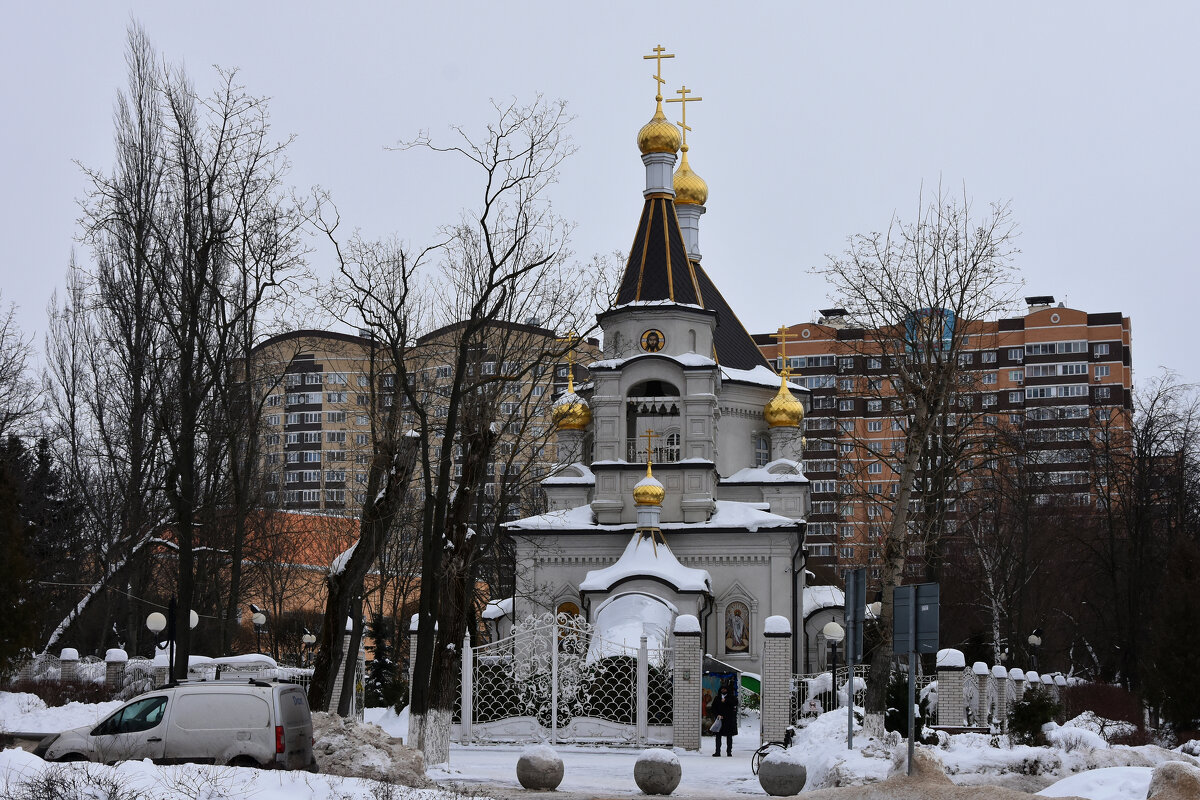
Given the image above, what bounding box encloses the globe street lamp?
[823,621,846,707]
[1028,630,1043,672]
[302,631,316,665]
[253,611,267,654]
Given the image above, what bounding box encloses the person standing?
[709,683,738,756]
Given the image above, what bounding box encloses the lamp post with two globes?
[146,599,198,684]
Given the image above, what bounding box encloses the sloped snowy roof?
[579,532,712,593]
[507,500,800,534]
[723,458,809,484]
[803,585,845,619]
[587,593,675,662]
[482,597,512,620]
[590,352,716,370]
[542,463,596,485]
[720,364,807,392]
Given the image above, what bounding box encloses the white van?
[35,680,315,770]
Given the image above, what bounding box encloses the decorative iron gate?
[453,612,673,745]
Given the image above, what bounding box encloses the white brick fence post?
[105,649,128,693]
[936,649,966,727]
[59,648,79,683]
[1009,668,1026,703]
[761,616,792,745]
[672,615,703,750]
[972,662,990,727]
[991,665,1008,731]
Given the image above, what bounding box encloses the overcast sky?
[2,2,1196,385]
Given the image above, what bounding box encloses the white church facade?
[502,55,815,677]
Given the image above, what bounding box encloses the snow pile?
[1037,766,1151,798]
[764,615,791,635]
[673,614,700,634]
[519,743,561,769]
[938,648,966,669]
[1062,711,1139,743]
[636,747,678,763]
[311,711,432,787]
[0,691,121,733]
[1046,722,1110,751]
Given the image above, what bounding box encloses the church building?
[507,49,812,674]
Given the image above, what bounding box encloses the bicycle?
[750,725,795,775]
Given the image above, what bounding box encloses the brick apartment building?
[754,296,1133,584]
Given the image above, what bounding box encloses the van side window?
[97,696,167,735]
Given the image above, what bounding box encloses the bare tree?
[0,298,39,441]
[815,186,1020,733]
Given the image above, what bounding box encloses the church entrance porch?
[452,612,674,746]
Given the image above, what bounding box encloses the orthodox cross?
[556,330,579,394]
[642,428,659,465]
[643,45,675,101]
[771,326,793,378]
[665,85,702,147]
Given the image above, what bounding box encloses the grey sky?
[3,2,1196,384]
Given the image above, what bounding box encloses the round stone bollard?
[516,744,564,791]
[633,748,681,795]
[758,750,807,796]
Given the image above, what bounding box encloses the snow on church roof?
[803,585,845,619]
[723,458,809,484]
[507,500,800,534]
[721,364,806,392]
[590,351,717,370]
[579,532,712,593]
[542,463,596,485]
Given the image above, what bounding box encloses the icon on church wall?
[725,602,749,653]
[640,329,665,352]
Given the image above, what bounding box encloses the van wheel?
[228,756,260,769]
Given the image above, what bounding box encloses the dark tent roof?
[613,194,771,372]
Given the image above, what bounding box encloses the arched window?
[664,431,681,462]
[755,434,770,467]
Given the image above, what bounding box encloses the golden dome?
[633,463,666,506]
[673,147,708,205]
[553,392,592,431]
[764,380,805,428]
[638,101,682,155]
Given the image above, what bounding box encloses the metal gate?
[453,612,673,745]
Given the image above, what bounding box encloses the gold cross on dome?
[770,326,793,378]
[643,45,675,101]
[665,85,702,147]
[642,428,659,465]
[556,330,579,394]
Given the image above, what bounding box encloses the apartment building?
[251,324,598,516]
[754,296,1133,583]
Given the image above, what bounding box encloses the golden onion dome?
[637,101,682,155]
[633,464,666,506]
[673,146,708,206]
[552,392,592,431]
[764,380,805,428]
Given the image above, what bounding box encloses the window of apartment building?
[354,433,368,446]
[325,470,346,482]
[1094,365,1110,379]
[1095,386,1112,400]
[435,365,452,379]
[982,373,997,384]
[299,470,320,482]
[285,432,300,445]
[303,451,321,463]
[812,501,835,514]
[1008,348,1024,361]
[813,396,836,410]
[958,352,973,365]
[811,480,837,494]
[838,378,854,392]
[837,419,853,433]
[839,461,854,473]
[867,482,883,495]
[324,489,345,503]
[890,420,904,431]
[984,414,997,425]
[805,460,835,473]
[1094,343,1110,357]
[326,411,347,423]
[866,399,882,412]
[983,394,997,407]
[981,351,997,363]
[868,357,882,370]
[267,414,280,426]
[839,442,853,454]
[868,462,883,474]
[300,431,319,443]
[1009,414,1022,424]
[840,525,854,539]
[326,391,347,403]
[326,431,346,443]
[500,402,521,415]
[867,420,883,432]
[354,393,368,406]
[355,415,369,426]
[265,453,280,465]
[265,433,280,446]
[285,374,302,387]
[301,489,320,503]
[1096,407,1113,420]
[806,417,834,431]
[838,357,854,372]
[357,375,370,387]
[285,452,300,464]
[809,439,834,452]
[303,412,321,423]
[808,544,834,557]
[327,372,347,385]
[866,441,882,454]
[266,394,281,407]
[868,524,883,539]
[1009,370,1024,383]
[326,450,346,462]
[867,378,882,390]
[1061,363,1087,376]
[839,482,854,494]
[284,472,301,484]
[840,546,855,559]
[305,373,322,385]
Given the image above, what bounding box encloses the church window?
[724,601,749,654]
[754,435,770,467]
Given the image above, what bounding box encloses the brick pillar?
[972,662,990,726]
[936,648,966,727]
[153,665,168,687]
[59,648,79,682]
[18,657,34,684]
[105,649,128,693]
[991,665,1008,731]
[1009,668,1026,703]
[761,616,793,745]
[672,616,703,751]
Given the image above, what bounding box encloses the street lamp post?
[253,612,267,654]
[146,600,198,685]
[1028,630,1043,672]
[823,621,845,708]
[302,631,316,666]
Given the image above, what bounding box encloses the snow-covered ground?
[3,692,1197,799]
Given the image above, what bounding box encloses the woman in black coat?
[709,685,738,756]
